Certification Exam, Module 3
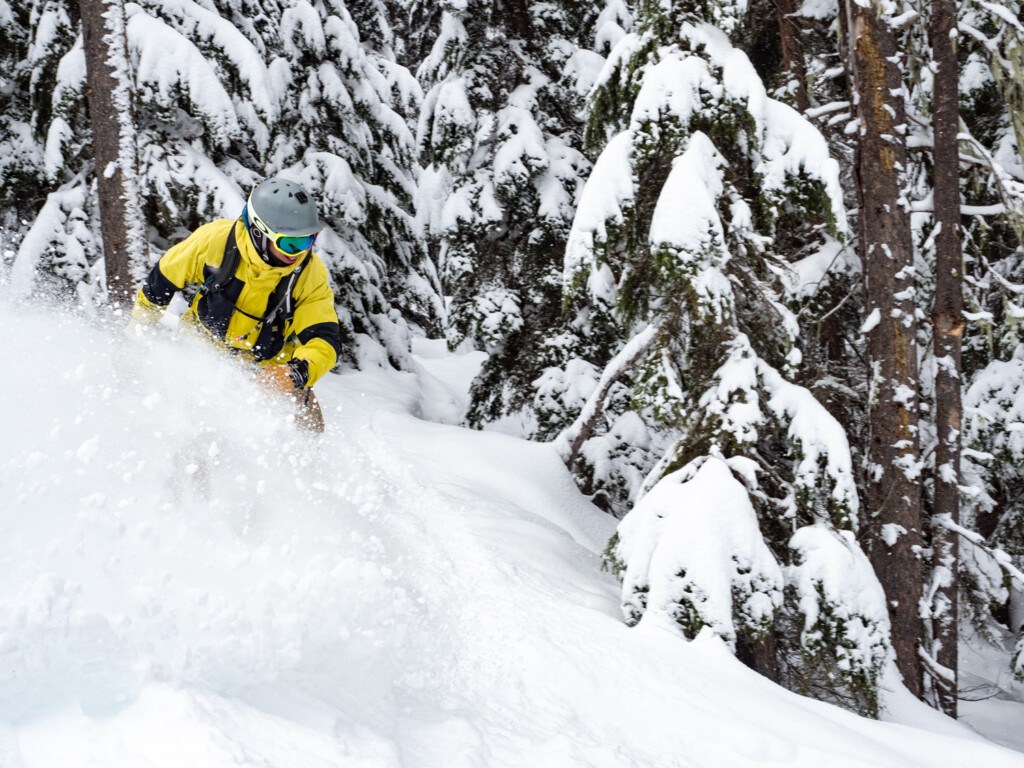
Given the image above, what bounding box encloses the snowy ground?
[1,301,1023,767]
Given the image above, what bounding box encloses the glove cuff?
[287,358,310,389]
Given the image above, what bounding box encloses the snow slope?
[1,301,1022,767]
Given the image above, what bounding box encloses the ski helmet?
[244,178,323,267]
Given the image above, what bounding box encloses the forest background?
[2,0,1024,723]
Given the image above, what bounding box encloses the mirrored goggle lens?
[275,233,316,254]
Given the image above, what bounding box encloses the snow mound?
[0,302,1020,766]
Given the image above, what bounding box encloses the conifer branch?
[553,324,658,470]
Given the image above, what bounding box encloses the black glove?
[286,358,310,389]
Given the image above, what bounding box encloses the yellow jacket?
[132,218,342,386]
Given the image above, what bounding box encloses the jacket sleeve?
[130,221,224,326]
[289,257,343,387]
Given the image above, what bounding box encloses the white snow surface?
[1,301,1023,767]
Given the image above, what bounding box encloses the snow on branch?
[554,324,657,468]
[563,130,635,294]
[138,0,277,120]
[649,132,734,323]
[126,7,242,147]
[760,357,860,527]
[693,334,860,527]
[8,181,93,300]
[607,455,785,645]
[936,514,1024,589]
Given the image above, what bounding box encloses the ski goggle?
[244,205,318,256]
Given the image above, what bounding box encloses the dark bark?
[79,0,141,306]
[846,0,924,699]
[505,0,532,41]
[775,0,809,112]
[736,632,779,682]
[929,0,962,719]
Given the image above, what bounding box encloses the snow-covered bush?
[783,527,891,716]
[602,337,889,711]
[964,349,1024,557]
[7,182,101,304]
[962,349,1024,646]
[576,411,655,515]
[533,357,603,439]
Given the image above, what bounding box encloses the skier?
[130,177,343,432]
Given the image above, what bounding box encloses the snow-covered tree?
[957,0,1024,568]
[908,0,1024,699]
[721,0,1024,707]
[1,0,106,305]
[389,0,439,70]
[0,0,46,238]
[416,0,604,432]
[270,0,442,364]
[572,4,890,713]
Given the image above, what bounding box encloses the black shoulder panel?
[142,263,180,306]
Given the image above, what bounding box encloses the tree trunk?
[775,0,809,112]
[79,0,146,306]
[846,0,924,699]
[736,632,780,683]
[928,0,962,719]
[505,0,532,40]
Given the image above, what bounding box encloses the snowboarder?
[130,177,343,433]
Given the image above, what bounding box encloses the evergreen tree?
[570,2,889,714]
[3,0,105,305]
[390,0,441,70]
[741,0,1024,708]
[0,0,46,239]
[416,0,602,433]
[892,0,1024,702]
[271,0,442,364]
[957,0,1024,686]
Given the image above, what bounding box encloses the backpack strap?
[249,251,314,361]
[198,221,243,298]
[261,250,313,329]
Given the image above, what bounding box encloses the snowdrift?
[0,301,1020,767]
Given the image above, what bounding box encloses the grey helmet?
[244,177,323,266]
